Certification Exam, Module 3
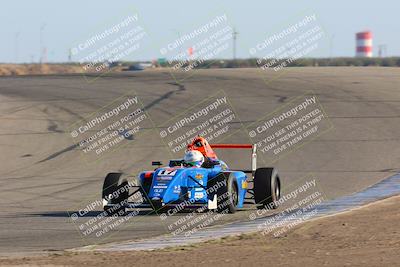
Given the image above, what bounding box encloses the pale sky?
[1,0,399,63]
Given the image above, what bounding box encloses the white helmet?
[183,150,204,167]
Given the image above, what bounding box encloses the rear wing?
[210,144,257,177]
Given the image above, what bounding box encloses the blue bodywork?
[138,160,248,208]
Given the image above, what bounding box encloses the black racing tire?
[208,173,239,214]
[254,168,281,209]
[102,172,129,215]
[140,174,152,196]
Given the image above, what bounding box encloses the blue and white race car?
[102,137,281,215]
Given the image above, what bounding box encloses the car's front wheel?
[208,173,239,213]
[102,172,129,215]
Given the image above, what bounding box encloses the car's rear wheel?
[102,172,129,215]
[254,168,281,209]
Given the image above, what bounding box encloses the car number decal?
[158,169,177,176]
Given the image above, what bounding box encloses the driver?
[183,150,204,168]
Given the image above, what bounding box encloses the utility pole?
[68,48,72,62]
[378,44,387,57]
[14,32,20,63]
[329,34,335,62]
[39,23,46,64]
[232,27,238,60]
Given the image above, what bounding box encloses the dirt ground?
[1,195,399,267]
[0,64,87,76]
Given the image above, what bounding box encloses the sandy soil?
[1,195,399,267]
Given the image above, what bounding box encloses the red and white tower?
[356,31,373,57]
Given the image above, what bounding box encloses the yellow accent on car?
[242,181,248,189]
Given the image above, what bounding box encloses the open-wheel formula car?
[102,136,282,215]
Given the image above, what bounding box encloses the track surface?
[0,67,399,253]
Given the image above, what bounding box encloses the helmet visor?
[186,160,203,167]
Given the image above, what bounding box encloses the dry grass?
[0,64,85,76]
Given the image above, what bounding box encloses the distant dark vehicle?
[107,61,123,68]
[126,64,145,71]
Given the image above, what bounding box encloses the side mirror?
[152,161,162,166]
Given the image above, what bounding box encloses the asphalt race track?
[0,67,399,254]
